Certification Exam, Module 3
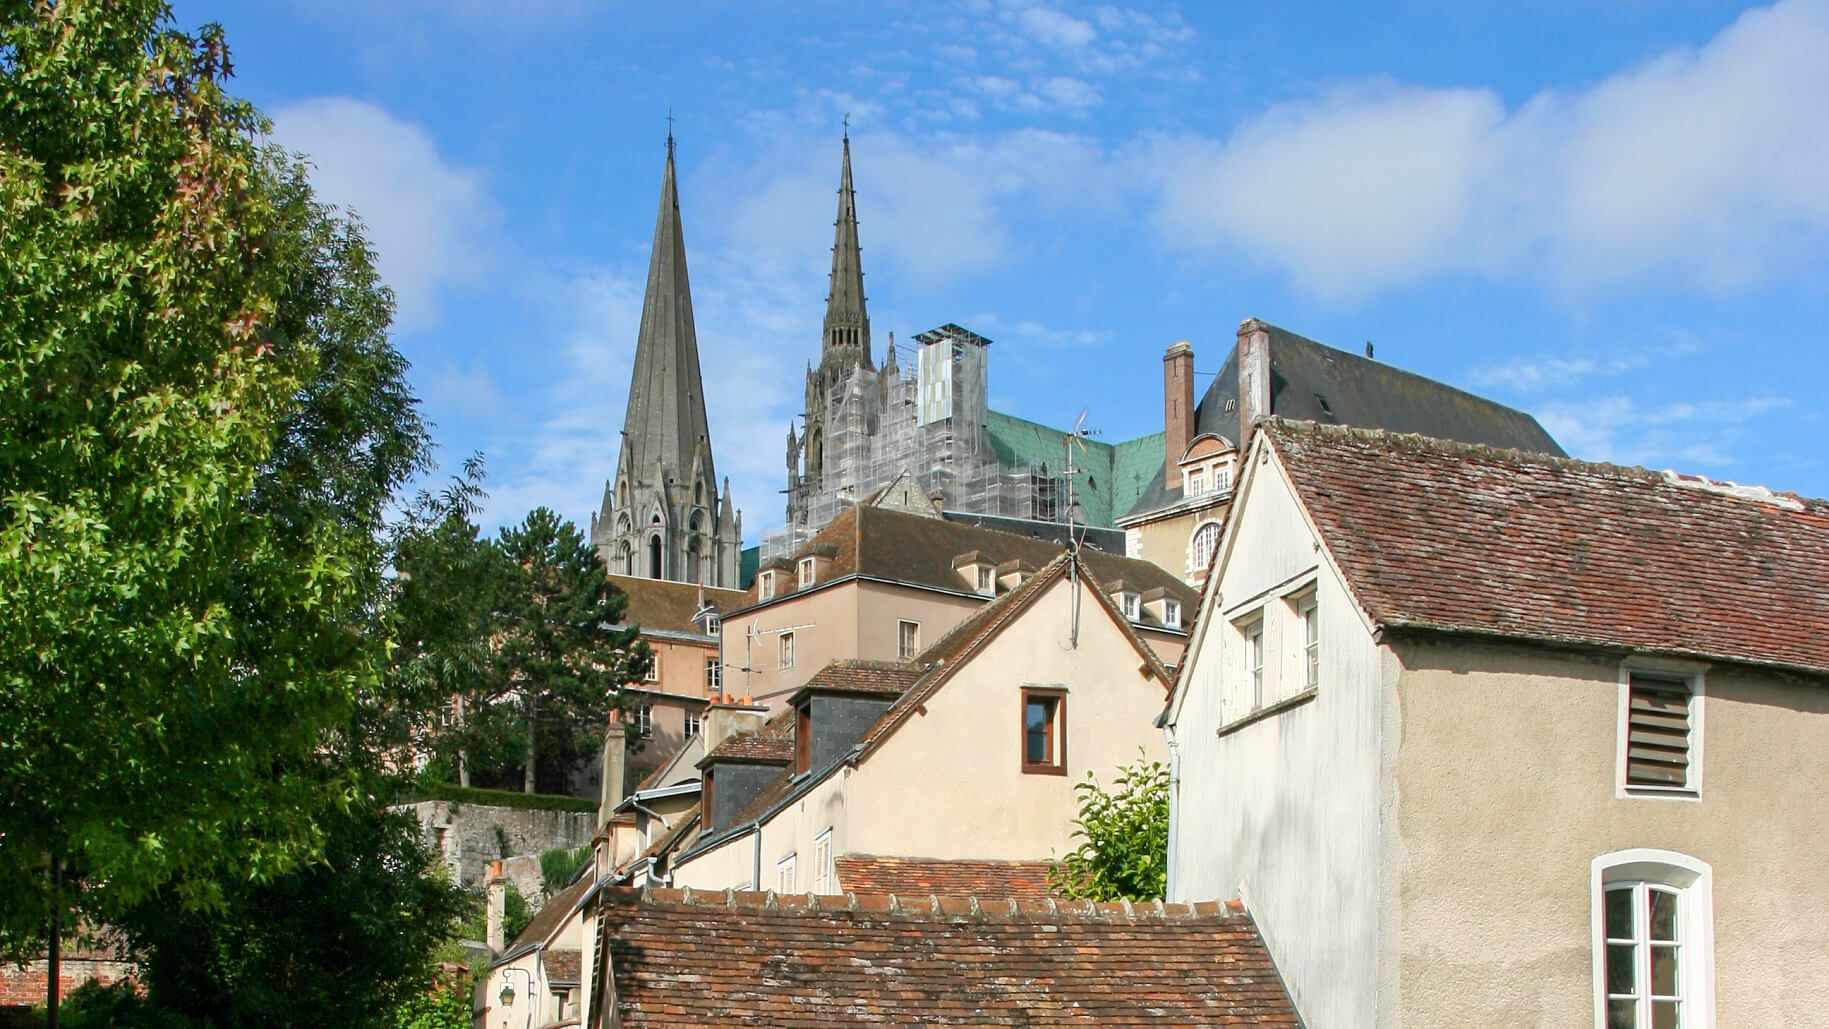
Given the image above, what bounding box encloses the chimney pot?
[1237,321,1272,455]
[486,863,508,956]
[1162,340,1195,481]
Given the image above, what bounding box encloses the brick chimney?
[1237,318,1272,455]
[486,860,507,956]
[702,700,769,756]
[597,719,628,830]
[1162,341,1195,480]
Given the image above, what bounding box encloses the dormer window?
[1185,469,1208,497]
[797,557,816,589]
[1120,592,1141,621]
[976,566,993,594]
[795,702,811,775]
[1164,599,1181,628]
[759,571,777,601]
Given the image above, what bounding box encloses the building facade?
[1163,418,1829,1028]
[590,137,741,587]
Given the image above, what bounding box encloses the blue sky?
[175,0,1829,533]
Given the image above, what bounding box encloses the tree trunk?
[455,696,471,788]
[523,694,537,794]
[46,855,60,1029]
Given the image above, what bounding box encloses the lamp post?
[496,967,534,1029]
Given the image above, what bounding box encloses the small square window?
[685,711,702,737]
[759,571,776,601]
[1164,599,1182,629]
[703,614,720,635]
[976,566,994,594]
[1020,688,1066,775]
[797,557,816,588]
[644,658,660,683]
[1121,593,1141,621]
[1186,470,1208,497]
[779,631,796,670]
[704,655,721,693]
[897,619,920,660]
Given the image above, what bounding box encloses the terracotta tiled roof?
[594,887,1300,1026]
[740,505,1197,629]
[606,575,744,636]
[504,876,591,955]
[835,855,1056,898]
[797,658,926,697]
[700,709,794,764]
[1265,418,1829,676]
[542,947,581,985]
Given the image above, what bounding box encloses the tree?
[487,507,648,793]
[1047,756,1171,902]
[2,0,422,967]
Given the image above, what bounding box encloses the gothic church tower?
[591,136,741,586]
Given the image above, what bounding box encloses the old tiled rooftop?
[699,708,795,765]
[594,886,1301,1026]
[797,658,927,697]
[835,855,1056,898]
[605,574,744,635]
[1266,418,1829,676]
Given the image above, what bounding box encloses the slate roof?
[1265,418,1829,677]
[740,504,1197,629]
[698,709,794,766]
[593,887,1300,1026]
[627,735,704,795]
[835,855,1056,898]
[1123,321,1565,521]
[605,574,744,636]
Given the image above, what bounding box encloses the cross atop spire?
[821,131,872,369]
[666,108,675,149]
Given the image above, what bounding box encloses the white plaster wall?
[847,575,1170,862]
[1166,452,1386,1029]
[670,767,853,893]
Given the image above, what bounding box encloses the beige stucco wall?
[1387,638,1829,1028]
[718,584,859,710]
[644,634,716,700]
[847,574,1169,862]
[1123,500,1229,588]
[855,579,979,665]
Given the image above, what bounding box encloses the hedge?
[403,783,597,814]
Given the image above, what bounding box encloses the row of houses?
[483,320,1828,1027]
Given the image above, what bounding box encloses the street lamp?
[498,981,515,1007]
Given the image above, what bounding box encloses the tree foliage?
[0,0,426,951]
[1047,756,1171,902]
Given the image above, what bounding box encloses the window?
[897,619,920,660]
[1215,467,1232,493]
[758,571,776,600]
[704,655,721,693]
[685,711,702,737]
[976,565,994,595]
[1120,592,1141,621]
[633,703,652,738]
[779,631,795,669]
[1186,469,1208,497]
[1299,595,1319,689]
[1020,687,1066,775]
[644,657,660,683]
[1591,850,1715,1029]
[776,852,797,894]
[703,614,720,635]
[1245,618,1265,710]
[795,702,811,774]
[1164,599,1182,629]
[797,557,816,588]
[1619,670,1701,797]
[813,829,834,894]
[1190,521,1222,574]
[701,770,716,828]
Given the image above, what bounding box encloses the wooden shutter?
[1626,674,1693,789]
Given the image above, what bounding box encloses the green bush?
[391,971,472,1029]
[406,783,596,814]
[1047,755,1171,902]
[539,845,592,896]
[503,882,533,945]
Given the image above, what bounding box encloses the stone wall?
[400,800,595,888]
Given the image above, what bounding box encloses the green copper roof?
[983,411,1161,528]
[739,545,760,589]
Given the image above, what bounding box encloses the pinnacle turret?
[821,130,872,370]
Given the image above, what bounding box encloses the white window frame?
[1185,468,1208,497]
[1241,615,1265,711]
[1121,592,1141,621]
[797,556,816,588]
[1298,593,1319,690]
[975,565,994,595]
[1589,849,1715,1029]
[644,657,660,683]
[1615,661,1705,802]
[812,828,834,895]
[704,655,720,693]
[703,614,720,635]
[776,852,797,894]
[897,619,920,660]
[685,711,702,737]
[779,630,795,670]
[758,571,776,601]
[633,703,652,737]
[1189,520,1222,576]
[1164,599,1181,629]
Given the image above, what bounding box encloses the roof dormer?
[793,544,839,592]
[1105,579,1142,622]
[995,558,1036,593]
[755,558,793,602]
[952,550,995,596]
[1141,586,1183,629]
[1178,433,1238,500]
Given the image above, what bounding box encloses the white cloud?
[1535,393,1792,471]
[1154,0,1829,297]
[1469,336,1702,392]
[1035,76,1102,112]
[1015,5,1096,50]
[271,98,495,331]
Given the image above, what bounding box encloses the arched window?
[686,537,702,585]
[695,480,705,506]
[1591,850,1715,1029]
[616,541,633,577]
[647,536,662,580]
[1189,521,1222,575]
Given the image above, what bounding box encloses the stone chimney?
[1237,318,1272,455]
[701,700,769,756]
[598,719,628,830]
[486,860,507,956]
[1162,341,1195,480]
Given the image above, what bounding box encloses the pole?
[46,855,60,1029]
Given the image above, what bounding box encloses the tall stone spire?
[821,127,872,369]
[621,133,714,498]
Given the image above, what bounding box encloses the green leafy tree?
[1047,756,1171,902]
[390,971,474,1029]
[540,844,592,897]
[487,507,648,793]
[1,0,420,961]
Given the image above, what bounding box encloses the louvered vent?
[1626,674,1693,790]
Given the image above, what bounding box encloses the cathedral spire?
[620,133,715,504]
[821,126,872,369]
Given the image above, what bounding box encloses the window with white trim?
[633,703,652,738]
[703,614,720,635]
[685,711,702,737]
[1245,617,1265,710]
[797,557,816,588]
[1185,468,1208,497]
[779,631,795,670]
[1620,669,1701,796]
[1164,599,1181,629]
[758,571,776,600]
[643,657,660,683]
[975,565,993,595]
[704,655,720,693]
[813,829,834,894]
[1214,467,1232,493]
[1591,850,1714,1029]
[1189,521,1221,574]
[1120,592,1141,621]
[1299,594,1319,690]
[776,852,797,894]
[897,619,920,660]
